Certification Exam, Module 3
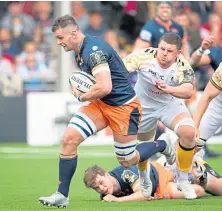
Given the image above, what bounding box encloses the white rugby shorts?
[139,98,191,133]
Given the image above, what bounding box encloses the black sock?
[136,140,166,162]
[58,156,78,197]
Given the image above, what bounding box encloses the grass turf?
[0,144,222,211]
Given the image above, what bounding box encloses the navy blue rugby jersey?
[74,35,136,106]
[100,164,159,199]
[139,18,184,47]
[205,47,222,70]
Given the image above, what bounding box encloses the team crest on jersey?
[121,170,138,186]
[92,46,98,51]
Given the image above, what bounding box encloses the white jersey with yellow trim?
[123,48,194,109]
[209,62,222,109]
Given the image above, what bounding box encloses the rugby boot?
[138,162,153,198]
[39,192,69,208]
[158,133,176,165]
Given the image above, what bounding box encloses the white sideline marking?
[0,147,115,159]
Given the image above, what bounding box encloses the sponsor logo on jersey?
[148,69,164,80]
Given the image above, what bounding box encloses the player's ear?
[177,49,182,56]
[71,30,77,38]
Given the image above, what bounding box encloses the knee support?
[114,140,137,162]
[174,118,194,133]
[68,112,97,139]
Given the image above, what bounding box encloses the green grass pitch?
[0,144,222,211]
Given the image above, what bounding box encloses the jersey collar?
[154,17,173,32]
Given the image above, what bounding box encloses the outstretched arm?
[102,180,153,202]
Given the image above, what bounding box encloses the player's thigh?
[199,105,222,141]
[160,100,192,130]
[138,107,158,138]
[64,101,108,146]
[104,98,142,137]
[206,174,222,196]
[137,127,157,142]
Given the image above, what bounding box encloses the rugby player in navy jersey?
[83,162,205,202]
[39,14,175,208]
[84,155,222,202]
[133,1,189,59]
[191,36,222,158]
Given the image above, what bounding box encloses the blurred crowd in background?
[0,1,222,96]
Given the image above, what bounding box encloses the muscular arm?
[156,66,195,99]
[193,81,220,128]
[181,36,190,60]
[190,52,211,67]
[80,64,112,102]
[167,83,194,99]
[190,36,214,67]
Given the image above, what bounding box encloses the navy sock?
[58,156,78,197]
[136,140,166,162]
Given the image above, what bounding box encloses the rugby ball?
[69,71,96,93]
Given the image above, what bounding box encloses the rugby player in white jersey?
[190,36,222,156]
[194,63,222,150]
[123,32,197,199]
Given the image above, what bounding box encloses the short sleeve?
[176,55,195,84]
[210,63,222,90]
[123,51,141,73]
[85,47,109,70]
[139,21,153,43]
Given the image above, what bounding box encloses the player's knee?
[178,127,196,147]
[114,140,138,168]
[62,133,80,147]
[180,127,195,141]
[175,119,195,145]
[67,111,97,141]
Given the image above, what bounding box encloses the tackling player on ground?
[39,15,175,208]
[84,134,222,202]
[123,33,197,199]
